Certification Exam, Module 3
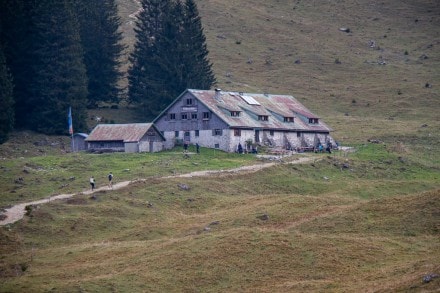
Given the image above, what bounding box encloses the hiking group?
[89,172,114,191]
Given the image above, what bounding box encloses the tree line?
[0,0,215,143]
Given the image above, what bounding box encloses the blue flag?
[68,107,73,135]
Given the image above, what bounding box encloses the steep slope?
[116,0,440,143]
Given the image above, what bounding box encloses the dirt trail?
[0,156,316,226]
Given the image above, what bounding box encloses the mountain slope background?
[117,0,439,144]
[0,1,439,292]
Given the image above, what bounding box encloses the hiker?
[89,176,95,191]
[196,143,200,154]
[238,143,243,154]
[326,144,332,154]
[183,141,189,153]
[108,172,113,189]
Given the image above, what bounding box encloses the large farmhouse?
[154,89,335,153]
[85,123,165,153]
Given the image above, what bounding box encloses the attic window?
[203,112,210,119]
[308,118,319,124]
[181,113,188,120]
[258,115,269,121]
[284,117,294,123]
[231,111,241,117]
[186,98,193,105]
[169,113,176,120]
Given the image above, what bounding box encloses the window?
[215,143,220,149]
[186,98,193,105]
[191,113,198,120]
[175,131,179,137]
[284,117,294,123]
[195,130,199,137]
[212,129,222,136]
[297,132,301,138]
[203,112,210,119]
[184,131,190,138]
[270,130,274,136]
[231,111,240,117]
[308,118,319,124]
[169,113,176,120]
[234,129,241,136]
[258,115,269,121]
[181,113,188,120]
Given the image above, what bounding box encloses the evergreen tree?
[181,0,215,89]
[0,45,15,143]
[0,0,34,129]
[128,0,215,118]
[76,0,125,108]
[29,0,88,134]
[128,0,174,117]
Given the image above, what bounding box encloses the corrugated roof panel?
[86,123,153,142]
[188,89,331,132]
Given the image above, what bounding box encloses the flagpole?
[71,132,74,152]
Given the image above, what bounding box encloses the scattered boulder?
[177,183,190,191]
[257,214,269,221]
[339,27,350,33]
[368,139,382,144]
[423,274,439,283]
[14,177,24,184]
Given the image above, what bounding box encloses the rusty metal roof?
[85,123,161,142]
[188,89,332,132]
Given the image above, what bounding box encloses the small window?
[195,130,199,137]
[308,118,319,124]
[258,115,269,121]
[215,143,220,149]
[203,112,210,119]
[169,113,176,120]
[212,129,222,136]
[181,113,188,120]
[234,129,241,136]
[284,117,294,123]
[175,131,179,137]
[186,98,193,105]
[184,131,190,138]
[191,113,198,120]
[270,130,274,136]
[231,111,240,117]
[297,132,301,138]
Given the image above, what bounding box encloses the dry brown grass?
[0,1,439,292]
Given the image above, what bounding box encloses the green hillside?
[110,0,440,144]
[0,0,439,292]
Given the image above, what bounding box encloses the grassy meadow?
[1,0,440,292]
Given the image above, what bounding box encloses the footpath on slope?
[0,156,316,226]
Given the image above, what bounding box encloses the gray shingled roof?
[185,89,332,132]
[85,123,160,142]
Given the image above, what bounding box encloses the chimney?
[214,88,222,101]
